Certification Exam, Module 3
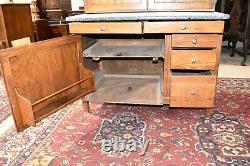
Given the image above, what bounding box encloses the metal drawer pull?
[181,24,187,30]
[190,91,196,96]
[100,26,106,31]
[192,59,197,64]
[192,39,198,44]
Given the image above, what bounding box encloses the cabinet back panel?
[101,59,163,75]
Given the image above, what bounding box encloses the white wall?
[0,0,11,4]
[71,0,84,10]
[0,0,31,4]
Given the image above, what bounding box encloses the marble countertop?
[66,12,230,22]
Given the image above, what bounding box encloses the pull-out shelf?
[84,39,164,59]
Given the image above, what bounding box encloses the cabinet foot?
[205,109,213,118]
[82,99,91,113]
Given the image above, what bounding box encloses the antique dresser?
[0,4,33,48]
[0,0,229,132]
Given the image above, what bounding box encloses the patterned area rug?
[0,78,10,123]
[0,78,249,166]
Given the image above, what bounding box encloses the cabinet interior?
[83,36,165,105]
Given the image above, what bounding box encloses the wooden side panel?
[69,22,142,34]
[148,0,216,11]
[144,21,224,34]
[214,34,223,75]
[171,50,217,70]
[85,0,147,13]
[172,34,218,48]
[163,35,171,104]
[170,75,216,108]
[0,35,95,132]
[15,90,36,128]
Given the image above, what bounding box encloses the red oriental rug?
[0,78,249,166]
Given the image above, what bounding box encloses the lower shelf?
[86,74,163,105]
[33,87,92,122]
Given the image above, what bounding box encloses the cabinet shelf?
[84,39,164,59]
[86,73,163,105]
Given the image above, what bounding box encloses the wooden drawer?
[171,50,217,70]
[144,21,224,34]
[172,34,218,48]
[170,72,216,108]
[69,22,142,34]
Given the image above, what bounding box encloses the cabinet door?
[0,35,95,132]
[148,0,216,11]
[85,0,147,13]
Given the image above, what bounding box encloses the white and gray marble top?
[66,12,230,22]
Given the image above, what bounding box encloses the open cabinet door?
[0,35,95,132]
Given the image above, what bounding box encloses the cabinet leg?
[82,99,90,113]
[205,109,213,118]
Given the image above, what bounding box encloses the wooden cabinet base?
[0,18,224,132]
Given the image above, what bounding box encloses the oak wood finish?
[0,4,33,48]
[163,35,171,104]
[69,22,143,34]
[170,74,217,108]
[148,0,216,11]
[86,74,163,105]
[84,0,216,13]
[171,50,217,70]
[0,35,95,132]
[85,0,147,13]
[144,21,224,34]
[172,34,219,48]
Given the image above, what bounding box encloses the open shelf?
[84,39,164,59]
[86,74,163,105]
[33,87,92,122]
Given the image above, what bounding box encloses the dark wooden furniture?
[0,4,33,48]
[222,0,249,66]
[33,19,69,41]
[85,0,217,13]
[39,0,71,23]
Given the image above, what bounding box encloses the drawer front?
[144,21,224,33]
[69,22,142,34]
[172,34,218,48]
[171,50,217,70]
[170,75,216,108]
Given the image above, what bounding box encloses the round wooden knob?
[181,24,187,30]
[192,59,197,64]
[100,26,106,31]
[190,91,196,96]
[192,39,198,44]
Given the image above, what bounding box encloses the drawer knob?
[192,39,198,44]
[192,59,197,64]
[100,26,106,31]
[181,24,187,30]
[190,91,196,96]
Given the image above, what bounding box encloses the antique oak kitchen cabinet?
[0,1,229,132]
